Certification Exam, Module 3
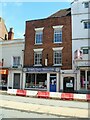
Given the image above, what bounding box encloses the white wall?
[1,39,25,68]
[71,0,90,39]
[71,0,90,67]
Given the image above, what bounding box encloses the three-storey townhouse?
[23,8,74,92]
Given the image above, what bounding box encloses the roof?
[48,8,71,18]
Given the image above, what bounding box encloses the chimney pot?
[8,27,14,40]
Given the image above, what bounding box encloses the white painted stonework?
[0,39,25,89]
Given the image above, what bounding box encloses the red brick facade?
[24,16,72,70]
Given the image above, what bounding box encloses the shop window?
[87,71,90,89]
[80,71,85,89]
[25,73,47,89]
[0,74,7,87]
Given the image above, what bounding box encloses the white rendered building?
[0,39,25,89]
[71,0,90,91]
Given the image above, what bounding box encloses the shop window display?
[25,73,47,89]
[80,70,90,90]
[0,74,7,87]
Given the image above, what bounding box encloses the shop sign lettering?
[23,67,60,72]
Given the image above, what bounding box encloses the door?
[50,74,56,92]
[63,77,74,93]
[13,73,20,89]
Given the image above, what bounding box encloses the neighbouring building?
[23,8,75,92]
[0,17,8,40]
[0,28,25,90]
[71,0,90,92]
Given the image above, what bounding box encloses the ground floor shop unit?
[0,68,8,90]
[23,67,60,92]
[76,67,90,92]
[23,67,77,92]
[8,68,23,90]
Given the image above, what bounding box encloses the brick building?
[23,8,73,92]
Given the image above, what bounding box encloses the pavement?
[0,90,90,118]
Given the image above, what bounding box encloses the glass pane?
[87,71,90,90]
[80,71,85,89]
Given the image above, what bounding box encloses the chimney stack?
[8,28,14,40]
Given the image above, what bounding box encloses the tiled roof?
[48,8,71,18]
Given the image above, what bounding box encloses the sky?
[0,1,72,39]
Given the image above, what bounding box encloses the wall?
[1,39,25,67]
[0,18,8,40]
[24,16,72,70]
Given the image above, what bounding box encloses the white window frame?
[34,49,43,66]
[52,47,63,66]
[13,56,20,67]
[35,27,44,45]
[53,25,63,43]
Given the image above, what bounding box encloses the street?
[0,94,90,118]
[0,107,66,118]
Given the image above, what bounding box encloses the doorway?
[13,73,20,89]
[50,74,56,92]
[63,76,74,93]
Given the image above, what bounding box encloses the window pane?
[35,32,42,44]
[83,49,88,54]
[84,22,90,29]
[54,31,62,43]
[13,57,20,66]
[54,51,62,65]
[84,2,89,8]
[34,52,42,65]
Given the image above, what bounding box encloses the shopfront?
[80,69,90,90]
[0,69,8,90]
[23,67,60,92]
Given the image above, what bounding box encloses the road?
[0,107,66,119]
[0,94,89,109]
[0,94,90,118]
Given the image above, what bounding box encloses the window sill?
[34,43,42,45]
[34,64,42,67]
[53,42,62,44]
[53,64,62,66]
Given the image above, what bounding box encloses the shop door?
[63,77,74,93]
[50,74,56,92]
[13,73,20,89]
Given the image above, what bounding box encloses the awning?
[0,69,8,74]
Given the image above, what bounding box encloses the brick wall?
[24,16,72,70]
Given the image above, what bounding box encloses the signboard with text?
[23,67,60,73]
